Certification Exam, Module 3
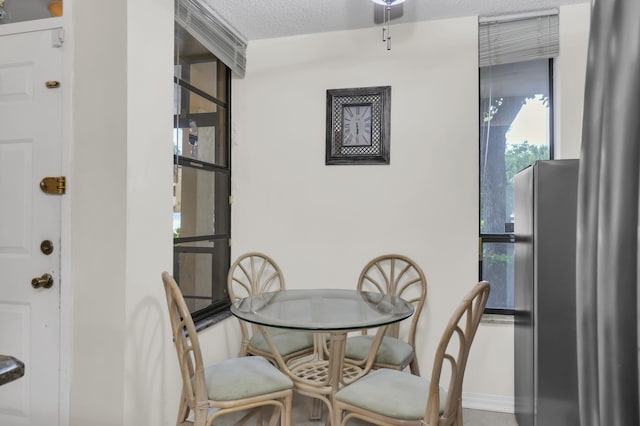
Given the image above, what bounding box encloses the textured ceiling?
[202,0,589,41]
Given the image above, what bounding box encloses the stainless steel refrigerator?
[514,159,580,426]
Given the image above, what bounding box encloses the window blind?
[175,0,247,77]
[479,10,559,67]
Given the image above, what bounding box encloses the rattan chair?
[162,271,293,426]
[344,254,427,375]
[334,281,490,426]
[227,253,315,364]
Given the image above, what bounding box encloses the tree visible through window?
[480,59,552,311]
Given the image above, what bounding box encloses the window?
[173,23,231,323]
[479,13,557,312]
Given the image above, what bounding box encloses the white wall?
[556,3,591,159]
[232,12,481,388]
[198,3,591,412]
[69,0,174,424]
[71,0,128,422]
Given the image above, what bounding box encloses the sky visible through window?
[506,95,549,147]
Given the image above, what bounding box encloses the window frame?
[173,43,233,327]
[478,58,555,315]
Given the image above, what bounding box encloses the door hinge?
[40,176,66,195]
[228,238,232,247]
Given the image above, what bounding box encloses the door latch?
[31,273,54,289]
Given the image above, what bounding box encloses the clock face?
[342,104,373,147]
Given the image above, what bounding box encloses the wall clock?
[325,86,391,165]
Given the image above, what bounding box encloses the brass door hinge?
[40,176,66,195]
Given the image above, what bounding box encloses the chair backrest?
[162,271,207,412]
[227,253,286,345]
[424,281,490,426]
[227,252,285,301]
[357,254,427,343]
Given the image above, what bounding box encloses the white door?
[0,28,63,426]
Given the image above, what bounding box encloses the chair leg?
[193,406,208,426]
[333,405,343,426]
[409,355,420,376]
[266,395,292,426]
[310,398,323,420]
[177,389,191,425]
[455,401,463,425]
[233,408,260,426]
[267,405,279,426]
[256,407,263,425]
[239,338,250,357]
[282,393,292,426]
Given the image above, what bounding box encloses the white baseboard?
[462,392,514,413]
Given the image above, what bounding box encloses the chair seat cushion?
[344,335,413,367]
[204,356,293,401]
[335,368,446,420]
[249,329,314,357]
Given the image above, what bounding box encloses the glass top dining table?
[231,288,414,331]
[230,288,414,425]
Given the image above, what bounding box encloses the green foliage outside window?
[506,141,550,184]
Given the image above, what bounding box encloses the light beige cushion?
[249,329,314,356]
[345,335,413,366]
[204,356,293,401]
[335,368,446,420]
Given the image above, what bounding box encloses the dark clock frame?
[325,86,391,165]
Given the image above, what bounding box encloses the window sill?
[481,313,514,325]
[194,309,233,332]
